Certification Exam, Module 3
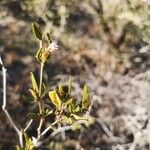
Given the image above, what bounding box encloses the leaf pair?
[82,84,90,111]
[49,79,90,112]
[32,22,52,43]
[29,72,39,101]
[49,77,72,110]
[29,72,46,101]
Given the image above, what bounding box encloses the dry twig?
[0,56,32,148]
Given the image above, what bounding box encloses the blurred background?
[0,0,150,149]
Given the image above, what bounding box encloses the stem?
[37,36,44,114]
[40,119,60,137]
[39,63,44,98]
[24,119,33,132]
[37,39,45,137]
[50,125,72,137]
[38,62,44,115]
[19,131,24,148]
[38,102,42,115]
[39,39,43,99]
[3,109,20,134]
[36,39,45,139]
[37,118,44,138]
[39,40,42,49]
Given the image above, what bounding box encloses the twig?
[40,119,60,137]
[97,118,123,144]
[37,120,88,147]
[24,119,33,132]
[0,56,23,147]
[35,120,60,147]
[50,125,72,137]
[39,63,44,98]
[50,120,88,138]
[37,118,44,138]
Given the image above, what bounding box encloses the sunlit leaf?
[57,84,65,98]
[73,106,80,113]
[82,84,90,110]
[24,133,35,150]
[64,116,73,124]
[71,114,87,120]
[72,124,82,131]
[29,89,38,101]
[49,90,62,110]
[30,72,38,93]
[65,98,73,105]
[44,109,53,117]
[16,145,23,150]
[32,22,42,40]
[68,76,72,96]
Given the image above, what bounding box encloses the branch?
[24,119,33,132]
[50,125,72,137]
[0,56,24,147]
[40,119,59,137]
[37,118,44,138]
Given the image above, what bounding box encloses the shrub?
[0,22,93,150]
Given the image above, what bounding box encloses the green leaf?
[29,89,38,101]
[24,133,35,150]
[71,114,87,120]
[72,124,82,131]
[68,103,73,113]
[49,90,62,110]
[64,116,73,124]
[47,33,52,43]
[31,22,42,40]
[65,98,73,105]
[30,72,38,93]
[44,109,53,117]
[16,145,23,150]
[73,106,80,113]
[82,84,90,110]
[27,113,40,120]
[68,76,72,96]
[57,84,65,98]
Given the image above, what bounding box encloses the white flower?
[47,41,59,53]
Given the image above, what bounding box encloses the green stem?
[38,102,42,115]
[38,62,44,114]
[39,63,44,97]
